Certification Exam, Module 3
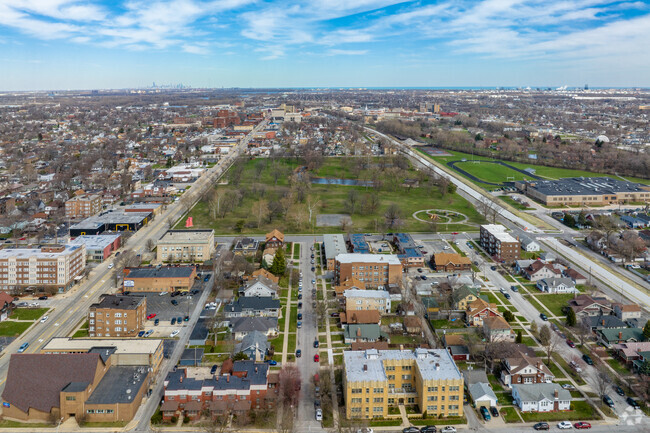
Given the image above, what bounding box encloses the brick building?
[65,193,102,219]
[156,229,215,263]
[334,253,402,288]
[88,295,146,337]
[479,224,520,263]
[122,266,197,292]
[70,234,121,262]
[432,252,472,272]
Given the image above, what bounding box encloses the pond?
[310,177,374,187]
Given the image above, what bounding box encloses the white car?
[356,429,373,433]
[441,428,457,433]
[315,408,322,421]
[558,421,573,429]
[144,330,154,337]
[29,302,39,307]
[159,291,168,296]
[40,316,49,323]
[170,330,180,338]
[108,263,114,269]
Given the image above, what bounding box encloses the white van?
[315,408,323,421]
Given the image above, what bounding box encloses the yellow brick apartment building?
[343,349,464,420]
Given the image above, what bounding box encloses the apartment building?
[156,229,215,263]
[344,289,392,314]
[343,348,464,420]
[0,244,86,293]
[479,224,520,263]
[123,266,197,292]
[88,295,146,337]
[65,193,102,219]
[335,253,403,288]
[393,233,425,268]
[323,234,347,270]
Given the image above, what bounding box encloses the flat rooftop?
[41,337,162,355]
[70,211,149,230]
[85,366,149,404]
[343,289,390,299]
[70,234,121,250]
[481,224,518,243]
[323,234,347,259]
[125,266,195,279]
[158,229,215,244]
[0,244,83,259]
[344,348,462,383]
[524,177,649,196]
[92,294,145,310]
[336,253,401,265]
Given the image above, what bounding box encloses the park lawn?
[531,293,574,316]
[10,308,49,321]
[500,407,522,423]
[520,401,601,422]
[176,157,485,235]
[0,321,32,336]
[454,160,536,184]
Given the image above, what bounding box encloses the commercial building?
[70,234,121,261]
[343,348,464,420]
[479,225,520,263]
[88,294,147,337]
[323,234,347,270]
[393,233,425,268]
[515,177,650,206]
[344,289,392,314]
[123,266,197,292]
[0,244,86,293]
[41,337,164,374]
[156,229,215,263]
[69,210,151,236]
[334,253,403,288]
[1,352,150,423]
[65,193,102,219]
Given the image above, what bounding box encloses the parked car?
[603,395,614,408]
[490,266,497,271]
[266,359,277,366]
[566,339,576,348]
[210,365,218,374]
[17,342,29,353]
[540,313,548,321]
[504,293,511,300]
[38,295,48,300]
[557,421,573,429]
[144,330,154,337]
[574,422,591,429]
[177,316,182,324]
[171,299,178,305]
[297,321,302,328]
[154,318,159,326]
[402,428,420,433]
[314,354,320,362]
[420,427,437,433]
[614,385,625,396]
[511,285,519,292]
[298,302,303,308]
[582,354,594,365]
[170,330,179,337]
[147,313,156,319]
[296,349,302,358]
[311,267,315,271]
[314,340,319,348]
[440,427,456,433]
[562,383,576,390]
[490,407,499,417]
[626,397,640,409]
[171,318,176,325]
[298,294,303,300]
[480,406,491,421]
[417,268,423,273]
[569,361,582,373]
[533,422,550,430]
[40,315,49,323]
[356,429,373,433]
[138,331,145,337]
[159,291,168,296]
[297,313,303,320]
[330,312,340,317]
[315,408,323,421]
[184,315,189,321]
[421,275,427,280]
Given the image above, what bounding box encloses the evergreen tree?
[269,248,286,276]
[503,310,515,322]
[261,258,269,270]
[643,320,650,341]
[563,213,576,228]
[566,308,577,327]
[516,330,523,344]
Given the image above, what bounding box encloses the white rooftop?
[42,337,162,355]
[482,224,518,243]
[336,253,401,265]
[158,229,214,244]
[343,289,390,299]
[0,244,83,259]
[344,348,462,383]
[70,234,121,250]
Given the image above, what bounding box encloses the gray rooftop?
[524,177,648,197]
[125,266,195,279]
[71,211,149,229]
[512,383,571,402]
[344,348,462,383]
[85,366,149,404]
[91,294,145,310]
[323,234,347,260]
[158,229,214,244]
[70,234,121,250]
[468,382,498,402]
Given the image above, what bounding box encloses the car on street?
[331,312,340,317]
[490,407,499,417]
[147,313,156,319]
[490,266,497,271]
[38,295,48,300]
[40,315,49,323]
[582,354,594,365]
[568,362,582,373]
[356,429,373,433]
[138,331,145,337]
[540,313,548,321]
[574,422,591,429]
[314,354,319,362]
[314,399,321,409]
[557,421,573,429]
[511,285,519,292]
[170,330,179,337]
[298,294,302,300]
[297,321,302,328]
[312,279,316,284]
[17,342,29,353]
[311,267,315,271]
[533,422,550,430]
[420,427,437,433]
[562,383,576,390]
[315,408,323,421]
[504,293,511,300]
[296,349,302,358]
[311,254,315,258]
[603,395,614,408]
[314,340,319,348]
[204,275,210,281]
[210,365,218,374]
[614,385,625,396]
[421,275,427,280]
[297,313,303,320]
[298,302,302,308]
[417,268,423,273]
[177,316,182,324]
[566,339,576,348]
[159,291,167,296]
[500,288,506,294]
[402,428,419,433]
[266,359,277,366]
[480,406,491,421]
[108,263,114,269]
[626,397,640,409]
[440,427,456,433]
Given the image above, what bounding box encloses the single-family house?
[233,238,259,255]
[512,384,571,412]
[224,297,281,318]
[562,268,587,285]
[466,298,501,327]
[597,328,644,348]
[585,314,628,332]
[568,295,612,318]
[234,331,270,362]
[244,268,279,284]
[264,229,284,249]
[612,303,642,322]
[403,316,422,334]
[501,353,555,388]
[339,310,381,326]
[343,324,383,344]
[612,342,650,366]
[523,260,562,281]
[483,316,515,342]
[239,276,278,298]
[452,285,480,310]
[536,277,577,294]
[230,317,278,341]
[519,234,541,252]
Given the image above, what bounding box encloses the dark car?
[314,400,321,409]
[421,275,427,280]
[614,385,625,396]
[490,265,497,271]
[490,407,499,417]
[210,365,218,374]
[533,422,550,430]
[204,276,210,282]
[297,313,303,320]
[511,285,518,292]
[540,313,548,321]
[154,318,159,326]
[298,294,303,300]
[177,316,182,324]
[266,359,277,366]
[566,339,576,348]
[311,254,315,258]
[582,354,594,365]
[603,395,614,408]
[184,315,189,321]
[311,267,315,271]
[402,428,420,433]
[171,317,177,325]
[417,268,423,273]
[420,427,437,433]
[626,397,640,409]
[330,312,340,317]
[314,340,319,348]
[504,293,511,300]
[138,331,145,337]
[38,296,48,300]
[171,299,178,305]
[480,406,491,421]
[296,349,302,358]
[298,302,303,308]
[123,291,131,295]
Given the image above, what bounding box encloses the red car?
[566,339,576,348]
[147,313,157,319]
[574,422,591,429]
[314,354,320,362]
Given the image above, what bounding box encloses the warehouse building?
[69,210,151,236]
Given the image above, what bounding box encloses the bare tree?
[592,365,612,402]
[252,199,269,229]
[478,196,498,223]
[275,405,296,433]
[384,203,403,230]
[538,324,560,364]
[278,366,301,408]
[146,238,155,251]
[201,413,231,433]
[574,318,592,347]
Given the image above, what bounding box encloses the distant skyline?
[1,0,649,91]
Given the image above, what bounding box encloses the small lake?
[310,177,374,187]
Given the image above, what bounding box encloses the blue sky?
[0,0,649,90]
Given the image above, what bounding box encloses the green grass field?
[520,401,600,422]
[531,293,574,316]
[10,308,49,321]
[454,161,536,184]
[178,157,485,234]
[0,321,32,336]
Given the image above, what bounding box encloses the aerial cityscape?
[0,2,650,433]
